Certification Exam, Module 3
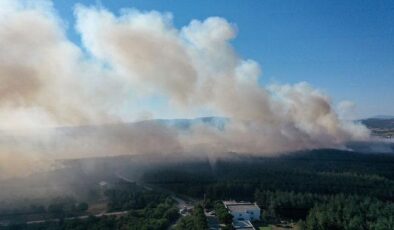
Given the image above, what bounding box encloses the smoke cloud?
[0,1,370,179]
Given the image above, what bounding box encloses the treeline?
[176,204,208,230]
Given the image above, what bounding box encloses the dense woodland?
[213,201,232,226]
[2,149,394,229]
[142,149,394,229]
[2,182,179,230]
[255,190,394,229]
[0,197,89,225]
[104,181,170,211]
[175,205,207,230]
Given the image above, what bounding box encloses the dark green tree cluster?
[255,190,325,221]
[213,201,232,226]
[0,197,89,222]
[105,181,169,211]
[176,204,208,230]
[255,190,394,229]
[107,198,179,230]
[305,195,394,230]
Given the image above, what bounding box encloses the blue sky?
[53,0,394,118]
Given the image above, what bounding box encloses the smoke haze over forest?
[0,0,379,179]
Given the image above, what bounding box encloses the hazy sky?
[52,0,394,118]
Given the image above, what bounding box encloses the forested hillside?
[142,149,394,229]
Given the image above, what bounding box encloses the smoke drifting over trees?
[0,1,370,179]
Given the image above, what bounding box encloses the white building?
[223,201,261,221]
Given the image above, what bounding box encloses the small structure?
[179,206,193,216]
[224,201,260,221]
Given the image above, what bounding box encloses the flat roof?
[224,201,260,213]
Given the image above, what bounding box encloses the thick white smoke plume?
[0,1,369,178]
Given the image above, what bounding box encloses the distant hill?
[361,117,394,139]
[361,118,394,130]
[156,116,229,131]
[372,115,394,119]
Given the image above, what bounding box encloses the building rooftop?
[224,201,260,213]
